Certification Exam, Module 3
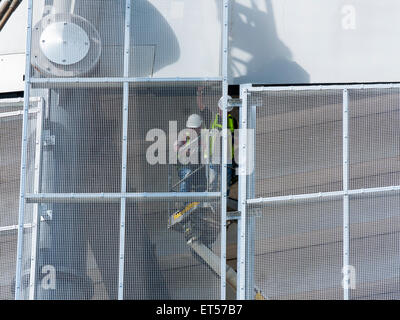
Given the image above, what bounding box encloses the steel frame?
[239,83,400,300]
[29,77,223,83]
[220,0,230,300]
[28,97,44,300]
[246,83,400,91]
[15,0,228,300]
[117,0,131,300]
[237,84,250,299]
[0,100,38,244]
[15,0,33,300]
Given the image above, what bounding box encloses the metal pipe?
[51,0,73,14]
[32,90,94,300]
[188,240,237,291]
[0,0,12,21]
[0,0,22,32]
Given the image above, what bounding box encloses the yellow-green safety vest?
[210,113,235,160]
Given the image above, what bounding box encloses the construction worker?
[196,87,237,194]
[208,96,237,195]
[174,114,205,193]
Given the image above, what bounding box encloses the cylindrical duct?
[34,89,95,299]
[51,0,74,14]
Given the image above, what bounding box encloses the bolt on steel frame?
[15,0,230,300]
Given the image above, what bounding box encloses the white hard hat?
[218,96,233,112]
[186,114,202,128]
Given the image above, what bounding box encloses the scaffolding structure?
[0,0,400,301]
[12,0,229,300]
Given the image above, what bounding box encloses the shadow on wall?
[220,0,309,84]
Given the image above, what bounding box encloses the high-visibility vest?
[210,113,235,160]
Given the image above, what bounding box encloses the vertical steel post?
[118,0,131,300]
[237,84,250,299]
[15,0,33,300]
[220,0,229,300]
[245,102,256,299]
[28,98,44,300]
[343,89,350,300]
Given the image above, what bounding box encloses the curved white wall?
[2,0,400,94]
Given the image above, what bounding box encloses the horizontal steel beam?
[226,211,241,220]
[25,192,221,203]
[0,97,41,107]
[246,83,400,92]
[30,77,223,84]
[0,107,39,118]
[0,224,32,233]
[247,185,400,205]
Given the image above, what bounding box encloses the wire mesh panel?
[31,0,125,78]
[247,200,343,300]
[243,85,400,300]
[0,230,18,299]
[0,99,40,300]
[124,198,221,300]
[18,201,120,300]
[241,88,345,300]
[16,0,226,300]
[30,0,223,79]
[17,197,222,300]
[0,112,22,228]
[349,88,400,190]
[249,90,343,198]
[127,81,222,193]
[0,106,22,299]
[128,0,222,78]
[25,86,123,194]
[349,194,400,299]
[348,88,400,299]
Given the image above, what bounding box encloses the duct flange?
[40,22,91,66]
[32,13,101,77]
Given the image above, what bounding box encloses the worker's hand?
[197,86,205,111]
